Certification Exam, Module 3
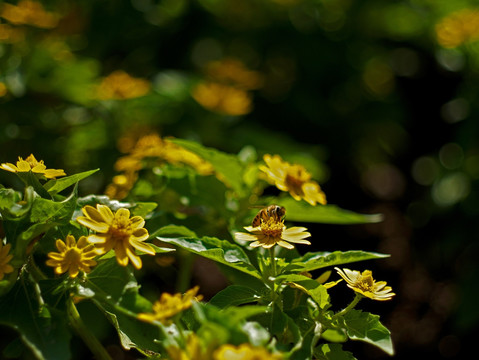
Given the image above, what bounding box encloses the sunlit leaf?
[340,310,394,355]
[315,343,357,360]
[158,236,262,279]
[44,169,99,195]
[209,285,261,308]
[283,251,390,273]
[169,138,247,195]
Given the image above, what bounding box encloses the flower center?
[260,218,284,237]
[357,271,375,291]
[109,217,133,241]
[285,165,310,191]
[64,248,82,263]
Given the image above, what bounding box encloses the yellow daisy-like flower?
[96,70,151,100]
[235,217,311,250]
[137,286,203,325]
[0,154,66,179]
[166,334,209,360]
[76,205,155,270]
[0,242,14,281]
[335,267,395,301]
[213,343,283,360]
[45,235,97,278]
[259,154,327,206]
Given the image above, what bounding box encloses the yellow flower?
[0,0,59,29]
[235,218,311,250]
[76,205,155,269]
[205,58,264,90]
[166,334,209,360]
[213,343,283,360]
[0,242,14,280]
[96,70,151,100]
[45,235,97,278]
[137,286,203,325]
[192,82,252,116]
[436,9,479,48]
[335,267,395,301]
[259,154,327,206]
[0,154,66,179]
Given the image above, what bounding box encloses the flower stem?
[269,247,277,277]
[67,297,112,360]
[336,293,362,317]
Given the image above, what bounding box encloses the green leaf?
[0,187,34,220]
[0,278,71,360]
[16,171,51,199]
[283,251,390,273]
[158,236,262,280]
[129,202,157,218]
[44,169,99,195]
[277,198,383,224]
[30,187,77,224]
[315,344,357,360]
[169,138,246,195]
[340,310,394,355]
[284,278,330,310]
[209,285,261,308]
[152,224,197,238]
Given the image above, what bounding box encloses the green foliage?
[0,137,394,359]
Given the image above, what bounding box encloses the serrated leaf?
[44,169,99,195]
[30,187,77,224]
[0,278,71,360]
[284,278,330,310]
[340,310,394,355]
[169,138,246,195]
[315,344,357,360]
[209,285,261,308]
[283,251,390,273]
[158,236,262,280]
[152,224,197,238]
[277,198,383,224]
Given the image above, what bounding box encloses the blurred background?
[1,0,478,359]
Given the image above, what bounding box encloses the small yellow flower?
[1,0,59,29]
[0,242,14,280]
[436,9,479,48]
[259,154,327,206]
[0,154,66,179]
[235,217,311,250]
[213,343,283,360]
[45,235,97,278]
[335,267,395,301]
[137,286,203,325]
[166,334,208,360]
[96,70,151,100]
[76,205,155,269]
[192,82,252,116]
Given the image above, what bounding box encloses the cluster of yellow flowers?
[192,58,264,116]
[106,133,213,199]
[0,0,59,29]
[95,70,151,100]
[436,8,479,48]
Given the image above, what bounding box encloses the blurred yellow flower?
[137,286,203,325]
[235,217,311,250]
[205,58,264,90]
[96,70,151,100]
[213,343,283,360]
[0,82,7,97]
[436,8,479,48]
[46,235,97,278]
[76,205,155,269]
[0,242,14,281]
[0,24,25,43]
[192,82,252,116]
[259,154,327,206]
[0,154,66,179]
[0,0,59,29]
[335,267,395,301]
[166,334,208,360]
[104,172,138,201]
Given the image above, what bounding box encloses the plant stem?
[336,293,362,317]
[269,247,276,277]
[67,297,112,360]
[176,250,194,293]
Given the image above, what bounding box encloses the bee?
[252,205,286,227]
